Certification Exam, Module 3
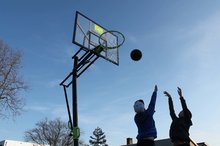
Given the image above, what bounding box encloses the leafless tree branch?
[0,39,28,119]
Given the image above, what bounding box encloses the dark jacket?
[169,97,192,142]
[134,91,157,140]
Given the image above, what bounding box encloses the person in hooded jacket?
[164,87,193,146]
[133,85,158,146]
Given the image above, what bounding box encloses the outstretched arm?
[178,87,187,110]
[147,85,157,115]
[178,87,192,119]
[164,91,177,120]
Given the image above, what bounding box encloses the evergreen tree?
[89,127,107,146]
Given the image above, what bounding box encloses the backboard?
[72,11,119,65]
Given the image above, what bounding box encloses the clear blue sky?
[1,0,220,145]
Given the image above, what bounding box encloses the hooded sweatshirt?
[134,91,157,140]
[169,97,193,142]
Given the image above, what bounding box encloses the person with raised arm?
[164,87,193,146]
[133,85,158,146]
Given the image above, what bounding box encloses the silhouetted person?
[134,85,158,146]
[164,87,192,146]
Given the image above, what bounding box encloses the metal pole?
[72,56,78,146]
[63,85,73,130]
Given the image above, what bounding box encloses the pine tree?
[89,127,107,146]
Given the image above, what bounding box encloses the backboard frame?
[72,11,119,65]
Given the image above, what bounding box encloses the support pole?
[72,56,79,146]
[63,85,73,130]
[60,47,102,146]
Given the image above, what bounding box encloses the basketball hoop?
[98,30,125,50]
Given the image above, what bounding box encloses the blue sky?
[1,0,220,145]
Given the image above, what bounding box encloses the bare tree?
[24,118,88,146]
[0,39,27,118]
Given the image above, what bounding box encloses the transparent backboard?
[72,11,119,65]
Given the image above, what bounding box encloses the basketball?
[130,49,142,61]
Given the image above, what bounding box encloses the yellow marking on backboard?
[94,24,104,35]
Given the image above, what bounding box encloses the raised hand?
[177,87,183,97]
[154,85,158,92]
[164,91,172,98]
